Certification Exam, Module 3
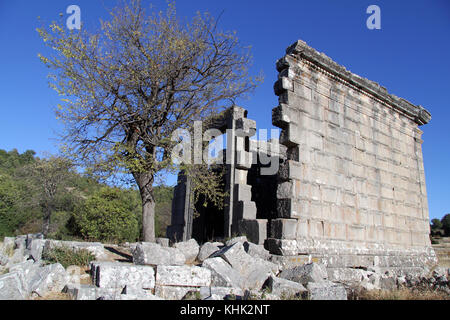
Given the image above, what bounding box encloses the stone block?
[270,219,297,240]
[243,241,271,261]
[197,242,222,262]
[263,275,307,298]
[306,281,347,300]
[29,263,70,297]
[92,262,155,290]
[233,201,257,220]
[154,285,199,300]
[201,257,244,288]
[156,265,211,287]
[133,242,185,266]
[173,239,200,263]
[0,271,28,300]
[237,219,267,245]
[279,263,328,286]
[155,238,170,247]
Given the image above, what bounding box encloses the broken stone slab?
[91,261,155,290]
[29,239,46,262]
[133,242,185,266]
[211,242,279,289]
[29,263,70,297]
[1,237,15,254]
[154,285,199,300]
[173,239,200,263]
[0,271,29,300]
[379,275,397,290]
[63,284,124,300]
[201,257,245,288]
[197,242,221,262]
[306,280,347,300]
[42,240,108,260]
[8,260,42,288]
[25,233,44,250]
[263,275,307,298]
[225,236,248,247]
[156,265,211,287]
[279,263,328,286]
[243,241,271,261]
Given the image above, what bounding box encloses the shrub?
[72,187,139,243]
[42,245,95,268]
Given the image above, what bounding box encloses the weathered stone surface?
[225,236,248,247]
[156,265,211,287]
[8,260,41,286]
[173,239,200,263]
[280,263,328,285]
[211,242,278,289]
[0,253,8,266]
[243,241,271,261]
[29,263,69,297]
[154,285,199,300]
[201,257,244,288]
[197,242,221,262]
[379,275,397,290]
[30,239,46,261]
[156,238,170,247]
[327,268,369,284]
[133,242,185,266]
[306,280,347,300]
[121,286,163,300]
[263,275,307,298]
[0,272,28,300]
[91,261,155,290]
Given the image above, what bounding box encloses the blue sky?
[0,0,449,220]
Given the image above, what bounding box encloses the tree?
[442,214,450,237]
[37,0,261,241]
[20,156,73,236]
[72,187,140,243]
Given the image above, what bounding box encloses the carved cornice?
[283,40,431,126]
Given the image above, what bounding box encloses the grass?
[42,245,96,269]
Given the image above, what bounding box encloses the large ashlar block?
[271,219,298,240]
[234,184,252,202]
[234,201,257,220]
[238,219,267,245]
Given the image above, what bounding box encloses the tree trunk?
[134,172,156,242]
[42,204,52,237]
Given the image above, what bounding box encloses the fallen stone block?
[379,275,397,290]
[92,261,155,290]
[8,260,41,288]
[29,263,70,297]
[263,275,307,298]
[154,285,199,300]
[29,239,46,262]
[225,236,248,247]
[202,257,244,288]
[156,265,211,287]
[26,233,44,250]
[133,242,185,266]
[197,242,221,262]
[280,263,328,285]
[212,242,278,289]
[306,281,347,300]
[173,239,200,263]
[0,253,8,266]
[0,271,29,300]
[63,284,96,300]
[243,241,271,261]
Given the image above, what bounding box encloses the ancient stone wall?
[268,40,436,269]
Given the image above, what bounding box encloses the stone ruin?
[167,40,437,273]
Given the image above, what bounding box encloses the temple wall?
[268,40,436,269]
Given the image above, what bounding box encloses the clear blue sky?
[0,1,449,220]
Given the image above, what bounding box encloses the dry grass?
[352,288,450,300]
[33,292,73,300]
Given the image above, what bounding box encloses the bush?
[71,187,140,243]
[42,246,95,268]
